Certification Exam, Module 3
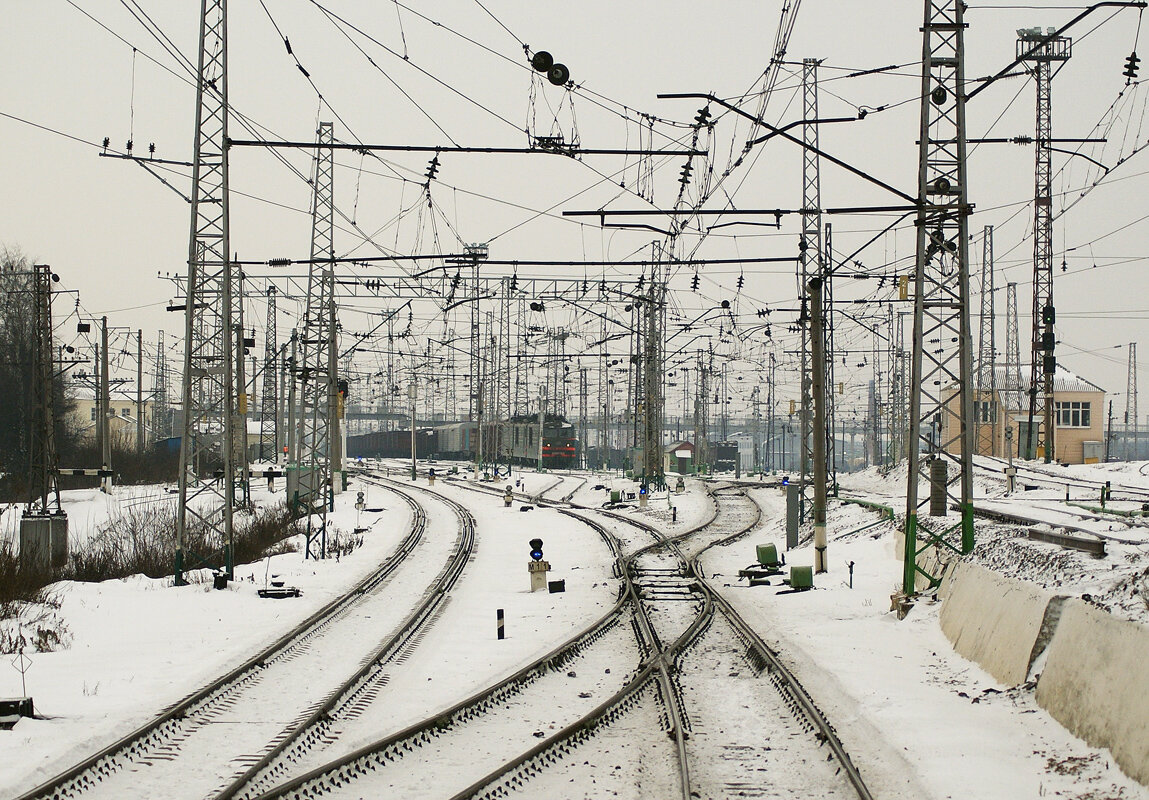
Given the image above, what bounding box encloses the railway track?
[15,480,475,800]
[246,479,873,799]
[977,454,1149,504]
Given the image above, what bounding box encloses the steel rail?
[684,489,875,800]
[216,475,477,799]
[14,486,428,800]
[245,495,661,800]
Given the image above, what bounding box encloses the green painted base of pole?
[961,503,975,553]
[903,512,918,595]
[174,550,186,587]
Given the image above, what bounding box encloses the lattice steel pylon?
[29,264,63,517]
[153,329,170,440]
[176,0,236,585]
[294,121,337,559]
[822,222,837,490]
[1004,281,1023,453]
[798,57,824,523]
[975,225,996,456]
[639,278,666,488]
[1127,342,1138,460]
[903,0,975,594]
[260,285,278,461]
[1019,28,1070,463]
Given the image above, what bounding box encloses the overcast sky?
[3,1,1148,425]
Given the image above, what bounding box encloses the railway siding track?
[246,477,872,800]
[216,476,477,799]
[16,481,477,800]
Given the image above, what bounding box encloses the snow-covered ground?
[0,458,1146,798]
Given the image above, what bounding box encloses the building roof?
[981,363,1104,413]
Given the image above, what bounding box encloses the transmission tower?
[903,0,975,594]
[975,225,996,456]
[260,285,278,461]
[1127,342,1138,460]
[295,121,337,559]
[176,0,236,584]
[798,57,824,523]
[1019,28,1071,463]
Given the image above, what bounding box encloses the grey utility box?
[19,514,69,569]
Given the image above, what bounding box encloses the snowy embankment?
[704,464,1149,799]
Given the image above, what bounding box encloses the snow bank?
[1036,599,1149,785]
[939,560,1057,685]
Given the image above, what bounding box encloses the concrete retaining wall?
[939,561,1054,685]
[1035,600,1149,786]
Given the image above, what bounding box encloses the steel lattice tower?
[976,225,996,456]
[639,278,666,488]
[153,329,170,440]
[799,58,824,522]
[822,222,837,489]
[1019,29,1070,463]
[903,0,975,593]
[1127,342,1138,460]
[295,121,336,559]
[29,264,63,517]
[260,285,278,461]
[176,0,236,585]
[1005,282,1023,433]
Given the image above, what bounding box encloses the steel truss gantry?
[295,121,338,559]
[176,0,236,585]
[903,0,975,594]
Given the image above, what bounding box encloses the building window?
[121,408,131,417]
[90,408,97,421]
[1055,401,1091,428]
[977,401,997,423]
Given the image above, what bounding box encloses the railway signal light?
[529,538,544,561]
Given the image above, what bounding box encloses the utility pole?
[537,385,546,472]
[767,351,776,472]
[100,316,112,494]
[409,381,417,479]
[823,223,837,492]
[153,329,169,440]
[1127,342,1138,460]
[579,366,588,469]
[176,0,236,585]
[27,264,64,517]
[638,279,667,488]
[260,285,278,462]
[136,330,145,457]
[798,57,824,526]
[295,121,336,559]
[1019,27,1071,464]
[809,277,828,572]
[1004,282,1022,457]
[975,226,996,456]
[904,0,975,595]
